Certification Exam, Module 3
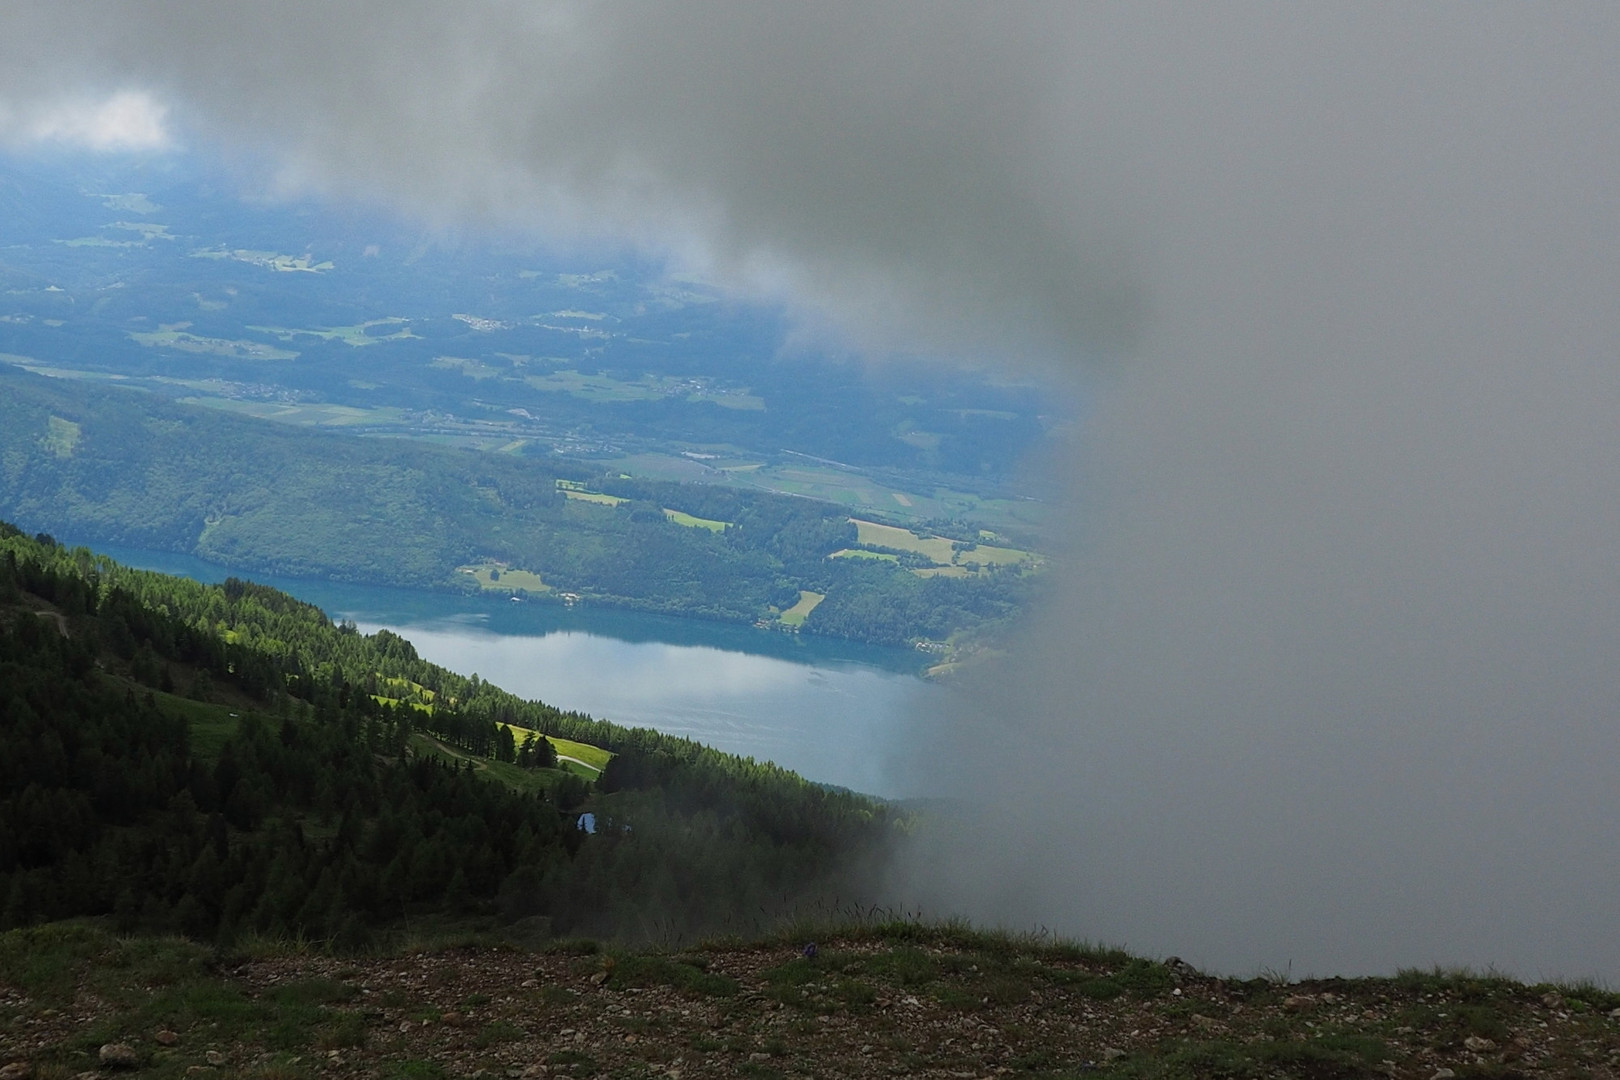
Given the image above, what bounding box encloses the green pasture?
[556,480,629,506]
[664,508,729,532]
[497,724,613,777]
[843,518,1041,576]
[830,548,898,563]
[954,542,1040,569]
[409,735,553,794]
[546,734,612,772]
[561,489,627,506]
[158,694,247,760]
[373,675,437,715]
[372,696,433,715]
[457,562,550,593]
[379,676,436,701]
[852,519,960,564]
[778,590,825,627]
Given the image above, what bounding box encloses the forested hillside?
[0,526,897,945]
[0,365,1034,645]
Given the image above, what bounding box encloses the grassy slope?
[3,921,1618,1080]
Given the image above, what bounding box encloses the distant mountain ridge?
[0,364,1033,645]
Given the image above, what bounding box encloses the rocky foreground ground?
[3,923,1618,1080]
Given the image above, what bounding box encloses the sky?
[5,2,1620,980]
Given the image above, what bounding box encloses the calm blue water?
[84,543,936,797]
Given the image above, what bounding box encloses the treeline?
[0,526,897,945]
[0,365,1031,644]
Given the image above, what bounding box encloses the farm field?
[851,518,1038,568]
[560,488,628,506]
[852,519,961,563]
[829,548,898,563]
[664,508,729,532]
[839,518,1042,579]
[457,562,550,593]
[778,589,825,627]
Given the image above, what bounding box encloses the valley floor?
[3,924,1619,1080]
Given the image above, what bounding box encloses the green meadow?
[457,562,551,593]
[778,590,825,627]
[495,724,614,778]
[829,548,898,563]
[838,518,1042,579]
[663,508,729,532]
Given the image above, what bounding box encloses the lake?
[84,544,938,798]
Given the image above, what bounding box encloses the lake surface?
[85,543,938,797]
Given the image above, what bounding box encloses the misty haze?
[3,5,1620,1077]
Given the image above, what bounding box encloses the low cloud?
[5,3,1620,980]
[0,89,171,151]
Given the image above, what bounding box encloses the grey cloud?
[6,2,1620,978]
[0,1,1136,358]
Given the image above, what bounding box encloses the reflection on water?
[85,542,935,797]
[360,621,931,797]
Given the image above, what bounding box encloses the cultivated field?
[852,519,961,563]
[457,562,550,593]
[829,548,898,562]
[778,590,825,627]
[555,481,628,506]
[843,518,1042,578]
[664,508,729,532]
